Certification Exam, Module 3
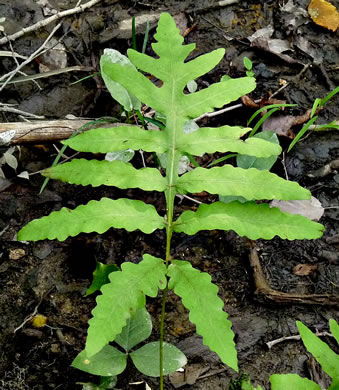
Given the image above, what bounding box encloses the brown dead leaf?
[293,263,318,276]
[169,364,206,388]
[262,108,321,138]
[262,115,296,138]
[241,95,259,108]
[9,248,26,260]
[308,0,339,32]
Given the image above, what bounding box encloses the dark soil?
[0,1,338,389]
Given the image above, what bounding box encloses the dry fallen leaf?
[262,115,296,138]
[308,0,339,32]
[9,248,26,260]
[270,196,324,221]
[293,263,318,276]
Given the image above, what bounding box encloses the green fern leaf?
[18,198,165,241]
[85,254,166,357]
[173,201,324,240]
[63,126,168,153]
[297,321,339,379]
[42,159,167,192]
[176,166,310,200]
[167,260,237,371]
[330,319,339,346]
[177,126,282,157]
[100,13,256,125]
[270,374,321,390]
[181,78,255,118]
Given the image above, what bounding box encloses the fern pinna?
[18,13,323,386]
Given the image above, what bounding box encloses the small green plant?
[271,319,339,390]
[288,86,339,152]
[229,373,263,390]
[243,57,255,78]
[18,13,324,389]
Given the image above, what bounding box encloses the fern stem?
[160,200,174,389]
[159,284,168,390]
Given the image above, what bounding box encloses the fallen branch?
[0,0,109,46]
[0,119,92,144]
[248,241,339,306]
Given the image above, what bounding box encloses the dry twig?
[0,23,62,92]
[0,0,108,46]
[266,331,334,350]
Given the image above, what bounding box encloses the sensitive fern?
[18,13,324,387]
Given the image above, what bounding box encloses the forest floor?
[0,0,338,389]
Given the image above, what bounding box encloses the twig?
[0,23,62,92]
[281,151,289,180]
[4,31,42,90]
[266,331,333,350]
[14,297,44,333]
[0,104,45,119]
[186,0,240,13]
[194,100,260,122]
[0,0,107,46]
[176,194,203,205]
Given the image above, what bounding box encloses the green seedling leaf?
[173,201,324,240]
[78,377,117,390]
[312,120,339,131]
[85,261,119,296]
[247,104,296,126]
[270,374,321,390]
[115,307,152,352]
[249,108,280,137]
[176,165,310,200]
[130,341,187,377]
[311,98,322,118]
[178,126,281,157]
[42,159,167,192]
[330,319,339,345]
[288,116,318,152]
[241,379,264,390]
[243,57,253,71]
[237,131,279,170]
[72,345,127,376]
[101,49,141,112]
[142,20,150,54]
[63,126,168,154]
[132,17,137,50]
[297,321,339,379]
[320,85,339,107]
[18,198,165,241]
[168,260,237,371]
[100,376,118,389]
[85,254,166,357]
